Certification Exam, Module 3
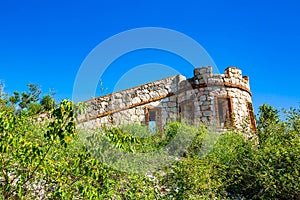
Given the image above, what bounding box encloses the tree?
[27,83,41,103]
[8,91,20,105]
[256,104,280,144]
[28,102,42,115]
[19,91,30,109]
[40,94,55,111]
[0,81,8,106]
[18,84,42,110]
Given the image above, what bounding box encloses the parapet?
[224,66,242,79]
[193,66,251,94]
[193,66,212,84]
[223,66,250,90]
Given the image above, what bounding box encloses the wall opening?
[145,106,162,133]
[179,100,194,124]
[247,102,256,132]
[216,97,233,128]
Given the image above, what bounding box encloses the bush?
[0,97,299,199]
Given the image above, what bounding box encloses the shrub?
[0,97,299,199]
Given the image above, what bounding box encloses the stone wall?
[77,66,255,131]
[77,75,180,129]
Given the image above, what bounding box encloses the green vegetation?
[0,85,299,199]
[0,83,56,115]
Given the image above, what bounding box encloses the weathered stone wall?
[77,75,181,129]
[77,66,255,131]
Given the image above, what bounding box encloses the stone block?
[201,105,210,111]
[199,95,207,101]
[149,91,159,98]
[132,97,141,104]
[202,111,212,116]
[167,102,177,108]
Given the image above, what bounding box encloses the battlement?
[193,66,212,84]
[193,66,250,93]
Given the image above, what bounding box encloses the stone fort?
[77,66,256,132]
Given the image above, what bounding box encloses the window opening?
[216,97,233,128]
[180,101,194,124]
[247,102,256,132]
[148,110,157,133]
[145,106,162,133]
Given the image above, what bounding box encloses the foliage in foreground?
[0,92,299,199]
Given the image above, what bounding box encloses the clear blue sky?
[0,0,300,114]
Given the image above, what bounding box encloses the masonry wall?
[77,75,181,129]
[77,66,255,131]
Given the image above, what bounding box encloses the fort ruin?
[77,66,256,132]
